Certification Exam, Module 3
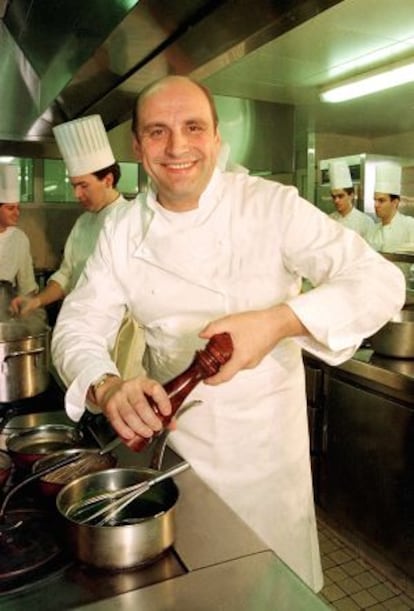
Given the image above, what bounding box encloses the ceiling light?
[320,57,414,103]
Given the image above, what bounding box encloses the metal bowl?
[369,310,414,358]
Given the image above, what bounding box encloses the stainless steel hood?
[0,0,341,157]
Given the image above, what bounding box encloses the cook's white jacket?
[367,210,414,252]
[50,195,129,293]
[0,227,38,295]
[329,206,374,239]
[52,169,405,592]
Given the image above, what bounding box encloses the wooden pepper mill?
[126,332,233,452]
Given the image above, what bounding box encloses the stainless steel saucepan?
[56,463,185,570]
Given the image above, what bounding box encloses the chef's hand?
[10,295,41,317]
[199,303,309,384]
[92,375,172,444]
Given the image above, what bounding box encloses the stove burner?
[0,509,62,583]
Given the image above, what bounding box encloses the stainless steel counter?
[304,348,414,579]
[1,430,329,610]
[305,348,414,404]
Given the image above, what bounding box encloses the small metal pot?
[56,467,179,570]
[369,309,414,358]
[32,448,117,498]
[6,424,83,469]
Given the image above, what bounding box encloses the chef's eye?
[147,127,166,139]
[187,123,204,133]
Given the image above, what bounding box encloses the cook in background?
[11,115,128,318]
[367,161,414,252]
[328,160,374,240]
[52,76,405,593]
[11,115,144,380]
[0,163,39,302]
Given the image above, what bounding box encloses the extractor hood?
[0,0,341,157]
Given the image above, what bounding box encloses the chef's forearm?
[37,280,66,306]
[267,303,310,340]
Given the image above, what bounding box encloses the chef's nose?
[73,185,84,199]
[165,129,189,154]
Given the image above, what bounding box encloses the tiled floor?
[317,514,414,610]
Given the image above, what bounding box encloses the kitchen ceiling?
[201,0,414,138]
[0,0,413,155]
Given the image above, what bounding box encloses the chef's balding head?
[131,76,219,137]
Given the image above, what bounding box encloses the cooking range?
[0,380,188,607]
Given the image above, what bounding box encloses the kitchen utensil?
[369,309,414,358]
[126,333,232,452]
[68,460,189,526]
[56,466,181,569]
[6,423,83,468]
[0,315,50,402]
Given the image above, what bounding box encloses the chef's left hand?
[199,303,309,384]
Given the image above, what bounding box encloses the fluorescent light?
[320,57,414,103]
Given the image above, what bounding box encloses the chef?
[52,75,405,593]
[328,160,374,239]
[367,161,414,252]
[0,163,38,299]
[11,115,142,379]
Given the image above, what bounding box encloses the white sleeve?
[276,194,405,364]
[48,220,79,294]
[51,224,126,422]
[16,232,38,295]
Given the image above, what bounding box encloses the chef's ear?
[215,128,222,153]
[132,134,143,162]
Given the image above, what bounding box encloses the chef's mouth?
[161,159,200,171]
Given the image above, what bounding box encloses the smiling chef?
[52,75,405,592]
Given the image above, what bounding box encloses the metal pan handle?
[4,347,45,361]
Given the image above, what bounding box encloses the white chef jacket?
[0,226,38,295]
[330,206,374,239]
[367,211,414,252]
[52,169,405,592]
[50,195,129,293]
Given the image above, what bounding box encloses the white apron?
[129,193,323,592]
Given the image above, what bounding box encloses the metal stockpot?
[56,467,179,570]
[369,309,414,358]
[0,317,50,402]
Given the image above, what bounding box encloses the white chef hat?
[328,161,352,189]
[53,115,115,177]
[0,163,20,203]
[374,161,402,195]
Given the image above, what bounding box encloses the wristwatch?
[89,373,117,404]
